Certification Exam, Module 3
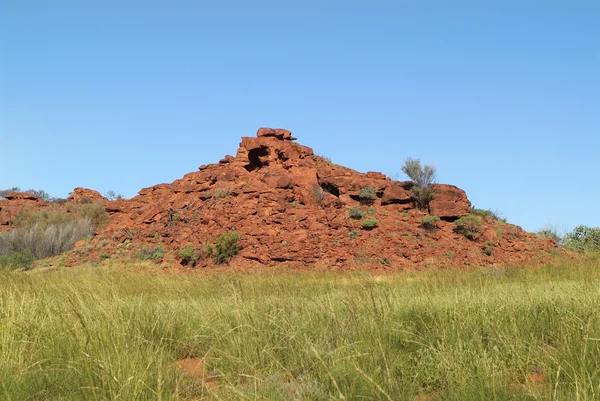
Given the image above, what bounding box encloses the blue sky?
[1,1,598,233]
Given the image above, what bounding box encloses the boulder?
[381,181,413,205]
[428,184,471,219]
[67,188,107,204]
[256,127,296,141]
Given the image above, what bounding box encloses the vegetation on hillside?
[0,190,110,269]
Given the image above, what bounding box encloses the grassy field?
[2,257,600,400]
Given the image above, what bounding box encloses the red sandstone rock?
[67,188,107,204]
[0,192,48,230]
[429,184,471,219]
[256,127,296,141]
[381,181,413,205]
[4,192,41,201]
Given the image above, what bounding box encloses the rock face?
[52,127,558,269]
[429,184,472,219]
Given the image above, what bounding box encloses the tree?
[104,190,124,201]
[401,158,437,209]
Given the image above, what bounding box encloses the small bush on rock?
[420,216,441,231]
[454,215,482,240]
[471,207,506,222]
[347,230,360,239]
[401,158,437,209]
[348,207,365,220]
[362,218,379,230]
[178,244,197,266]
[358,186,377,205]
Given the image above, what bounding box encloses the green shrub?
[420,215,441,231]
[71,201,110,227]
[151,245,165,260]
[444,251,454,259]
[137,245,166,261]
[347,230,360,239]
[348,207,365,220]
[362,218,379,230]
[454,215,482,240]
[0,249,36,269]
[178,244,197,266]
[212,231,241,265]
[471,207,506,222]
[358,186,377,205]
[401,158,437,209]
[564,225,600,253]
[367,207,376,215]
[536,228,563,244]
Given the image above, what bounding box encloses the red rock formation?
[0,192,47,230]
[67,188,107,204]
[55,127,557,269]
[429,184,471,219]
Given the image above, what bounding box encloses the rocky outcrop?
[429,184,471,219]
[52,127,558,269]
[0,192,47,229]
[67,188,106,204]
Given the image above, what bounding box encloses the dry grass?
[1,255,600,400]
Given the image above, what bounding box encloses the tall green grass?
[2,257,600,400]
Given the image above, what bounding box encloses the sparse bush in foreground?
[454,215,482,240]
[401,158,437,209]
[136,245,166,261]
[420,215,441,231]
[358,186,377,205]
[0,218,95,264]
[0,249,36,269]
[178,244,198,266]
[212,231,241,264]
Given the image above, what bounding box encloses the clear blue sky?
[1,1,598,233]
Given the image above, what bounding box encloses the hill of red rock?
[2,128,558,270]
